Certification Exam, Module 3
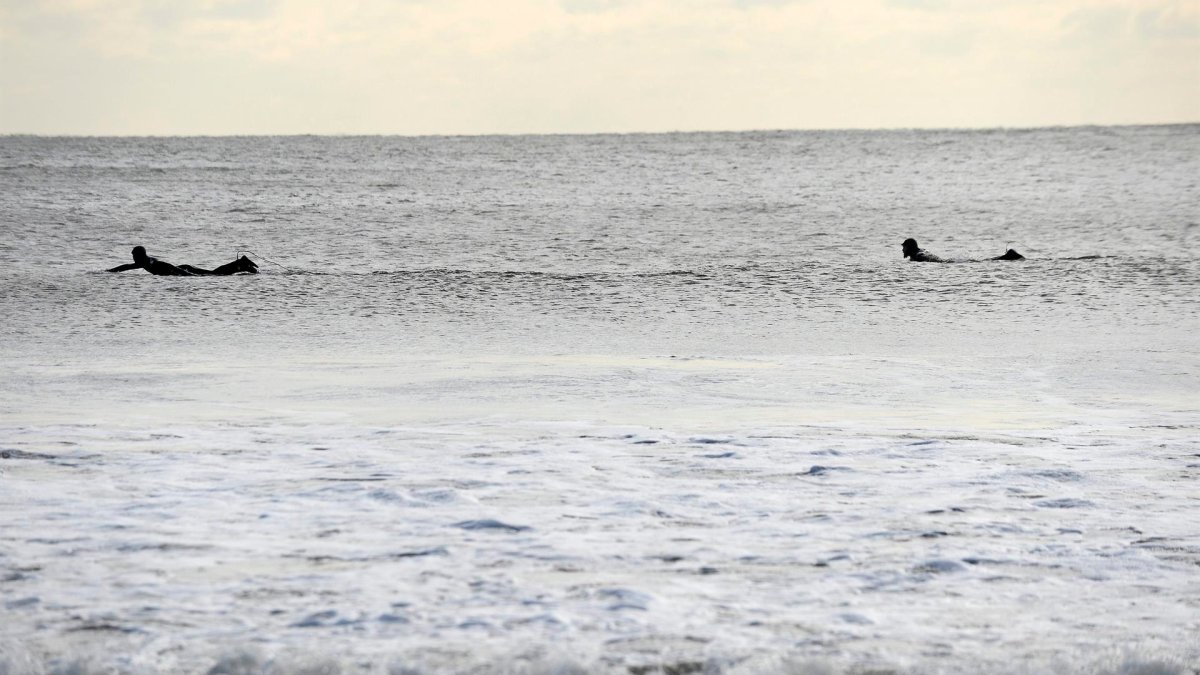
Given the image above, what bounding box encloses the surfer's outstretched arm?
[114,246,196,275]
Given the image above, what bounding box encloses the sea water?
[0,127,1197,674]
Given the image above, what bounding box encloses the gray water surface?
[1,126,1198,674]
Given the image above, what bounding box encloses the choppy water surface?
[1,127,1198,674]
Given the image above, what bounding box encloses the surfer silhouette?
[901,238,945,262]
[107,246,258,276]
[902,238,1024,262]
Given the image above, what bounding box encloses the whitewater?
[1,126,1197,674]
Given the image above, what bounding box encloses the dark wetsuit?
[902,238,946,262]
[108,247,257,276]
[902,238,1023,262]
[179,257,258,275]
[108,255,193,276]
[906,247,946,262]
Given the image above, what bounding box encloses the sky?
[0,0,1197,135]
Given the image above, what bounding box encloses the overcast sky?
[1,0,1196,135]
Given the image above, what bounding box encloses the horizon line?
[3,120,1198,140]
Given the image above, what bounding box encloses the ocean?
[1,126,1197,674]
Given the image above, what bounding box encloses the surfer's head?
[132,246,148,263]
[902,238,919,259]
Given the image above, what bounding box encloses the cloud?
[1136,2,1200,39]
[559,0,627,14]
[888,0,951,9]
[729,0,810,8]
[1,0,1196,134]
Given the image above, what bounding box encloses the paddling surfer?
[902,238,1024,262]
[107,246,258,275]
